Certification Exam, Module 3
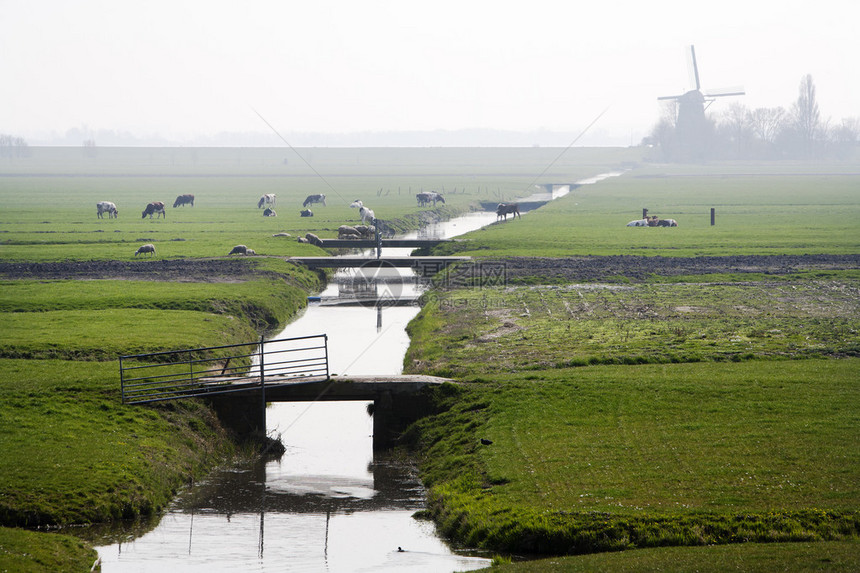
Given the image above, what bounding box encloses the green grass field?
[435,164,860,257]
[408,360,858,554]
[1,148,858,570]
[406,279,860,375]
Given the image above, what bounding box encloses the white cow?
[626,219,649,227]
[258,194,276,208]
[96,201,118,219]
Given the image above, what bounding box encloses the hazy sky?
[2,0,857,145]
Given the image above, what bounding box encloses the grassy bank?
[477,540,860,572]
[0,527,98,572]
[405,360,859,554]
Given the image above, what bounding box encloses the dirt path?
[0,258,263,282]
[451,254,860,284]
[1,254,857,283]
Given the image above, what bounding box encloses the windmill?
[658,45,745,159]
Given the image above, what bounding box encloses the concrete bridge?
[290,256,470,276]
[207,374,452,449]
[120,337,453,450]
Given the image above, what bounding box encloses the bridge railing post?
[324,334,330,379]
[259,335,266,427]
[119,355,126,404]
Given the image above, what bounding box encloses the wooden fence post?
[711,208,716,226]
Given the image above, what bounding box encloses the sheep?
[338,225,362,239]
[134,243,156,257]
[228,244,248,255]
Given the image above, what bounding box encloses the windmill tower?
[658,45,745,159]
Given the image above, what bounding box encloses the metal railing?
[120,334,329,404]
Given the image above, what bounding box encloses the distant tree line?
[645,75,860,161]
[0,134,30,158]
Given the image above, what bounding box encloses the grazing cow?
[173,194,194,208]
[496,203,521,221]
[416,192,445,207]
[141,201,166,219]
[626,219,649,227]
[303,194,326,207]
[228,244,248,255]
[350,200,375,224]
[300,209,313,217]
[257,194,276,208]
[134,243,156,257]
[263,207,277,217]
[96,201,118,219]
[657,218,678,227]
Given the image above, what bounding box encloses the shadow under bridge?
[119,335,452,449]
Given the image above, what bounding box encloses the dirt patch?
[0,258,265,282]
[458,254,860,284]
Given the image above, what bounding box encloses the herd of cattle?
[97,190,528,257]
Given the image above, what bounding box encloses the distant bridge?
[290,256,470,276]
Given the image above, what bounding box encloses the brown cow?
[142,201,166,219]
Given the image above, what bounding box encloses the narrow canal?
[93,212,498,572]
[92,175,622,571]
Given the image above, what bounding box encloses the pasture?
[1,148,858,569]
[0,146,639,262]
[436,163,860,257]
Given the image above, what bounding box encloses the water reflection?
[94,402,489,572]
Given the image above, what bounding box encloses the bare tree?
[791,74,822,156]
[718,102,752,157]
[0,134,30,158]
[749,107,786,145]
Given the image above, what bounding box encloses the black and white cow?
[96,201,118,219]
[258,194,276,208]
[416,192,445,207]
[303,194,326,207]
